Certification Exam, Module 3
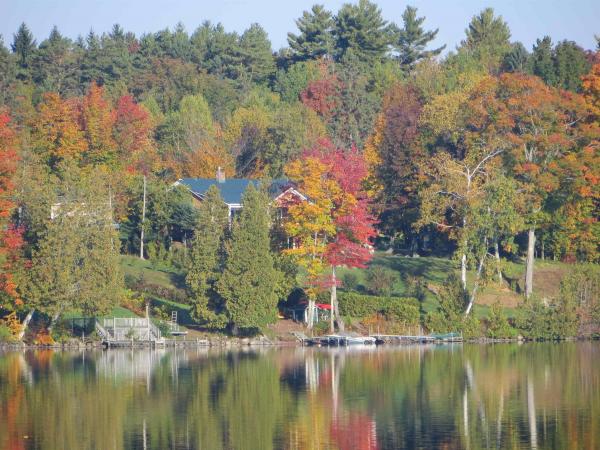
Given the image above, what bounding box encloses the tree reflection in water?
[0,343,598,449]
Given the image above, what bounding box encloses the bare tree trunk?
[525,228,535,299]
[330,267,335,333]
[306,299,315,329]
[330,266,344,333]
[17,309,35,341]
[495,241,503,284]
[47,311,61,333]
[140,175,147,260]
[461,253,467,291]
[465,253,485,315]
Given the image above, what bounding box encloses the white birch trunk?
[17,309,35,341]
[525,228,535,299]
[330,266,344,333]
[461,253,468,291]
[495,241,503,284]
[140,175,147,260]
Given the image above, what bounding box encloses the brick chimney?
[216,166,226,183]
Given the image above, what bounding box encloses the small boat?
[318,334,377,346]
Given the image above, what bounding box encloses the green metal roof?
[176,178,290,205]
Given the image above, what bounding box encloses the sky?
[1,0,599,53]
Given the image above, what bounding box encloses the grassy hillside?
[120,253,573,321]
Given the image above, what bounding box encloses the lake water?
[0,342,598,450]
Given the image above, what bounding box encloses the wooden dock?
[292,331,462,346]
[96,318,164,347]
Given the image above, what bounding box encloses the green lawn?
[119,253,572,322]
[121,255,186,289]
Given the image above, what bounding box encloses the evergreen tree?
[190,21,242,79]
[393,6,445,70]
[238,23,275,84]
[11,22,36,78]
[501,42,530,73]
[217,184,281,334]
[553,40,590,92]
[186,185,229,328]
[460,8,511,70]
[287,4,334,61]
[333,0,393,63]
[32,26,79,95]
[532,36,556,86]
[0,36,16,104]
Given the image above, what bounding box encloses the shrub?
[516,295,578,340]
[365,266,397,296]
[127,275,189,305]
[0,324,13,342]
[425,274,484,338]
[342,273,360,292]
[486,302,517,339]
[559,264,600,336]
[338,292,420,326]
[405,276,427,302]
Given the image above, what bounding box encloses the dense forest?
[0,1,598,339]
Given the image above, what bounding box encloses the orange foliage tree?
[0,112,24,313]
[81,83,117,166]
[31,93,87,167]
[284,138,376,330]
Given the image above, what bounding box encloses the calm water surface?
[0,342,598,450]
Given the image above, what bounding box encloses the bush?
[365,266,397,296]
[425,274,484,338]
[485,302,517,339]
[342,273,360,292]
[338,292,420,326]
[559,264,600,336]
[516,295,579,340]
[0,324,13,342]
[127,274,189,305]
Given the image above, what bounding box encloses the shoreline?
[1,335,595,351]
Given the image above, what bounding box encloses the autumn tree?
[30,93,87,168]
[284,139,376,330]
[114,94,158,258]
[81,83,117,166]
[497,73,596,297]
[0,113,24,321]
[418,76,515,312]
[369,83,426,252]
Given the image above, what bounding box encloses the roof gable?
[175,178,293,205]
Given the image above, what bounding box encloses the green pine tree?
[460,8,511,71]
[394,6,445,70]
[333,0,393,64]
[216,184,281,334]
[31,26,80,95]
[532,36,557,86]
[11,22,36,79]
[287,4,334,61]
[186,185,230,329]
[501,42,530,73]
[238,23,275,84]
[553,40,591,92]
